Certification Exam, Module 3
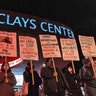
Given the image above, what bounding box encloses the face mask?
[4,66,9,70]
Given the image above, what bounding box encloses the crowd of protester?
[0,57,96,96]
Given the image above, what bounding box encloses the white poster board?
[60,38,79,61]
[79,35,96,57]
[39,35,61,58]
[19,36,38,60]
[0,31,17,57]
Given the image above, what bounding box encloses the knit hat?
[82,58,89,65]
[27,62,35,69]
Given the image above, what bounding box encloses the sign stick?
[30,60,34,85]
[5,56,8,80]
[88,56,96,78]
[52,57,58,82]
[72,60,77,83]
[72,60,75,73]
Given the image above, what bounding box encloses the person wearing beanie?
[23,61,42,96]
[79,58,96,96]
[82,59,90,65]
[40,58,67,96]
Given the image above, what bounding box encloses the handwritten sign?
[39,35,61,58]
[60,38,79,61]
[0,31,17,57]
[79,35,96,57]
[19,36,38,60]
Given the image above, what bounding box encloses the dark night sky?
[0,0,96,73]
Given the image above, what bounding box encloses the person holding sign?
[40,58,67,96]
[0,62,17,96]
[64,64,83,96]
[79,58,96,96]
[23,62,42,96]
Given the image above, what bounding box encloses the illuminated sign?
[0,13,74,39]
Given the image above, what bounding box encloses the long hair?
[1,62,11,73]
[65,64,73,74]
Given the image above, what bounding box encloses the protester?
[65,64,83,96]
[79,58,96,96]
[23,62,42,96]
[0,62,17,96]
[40,58,67,96]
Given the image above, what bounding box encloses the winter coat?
[65,72,81,89]
[40,66,66,95]
[80,66,96,88]
[23,70,42,96]
[0,72,17,96]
